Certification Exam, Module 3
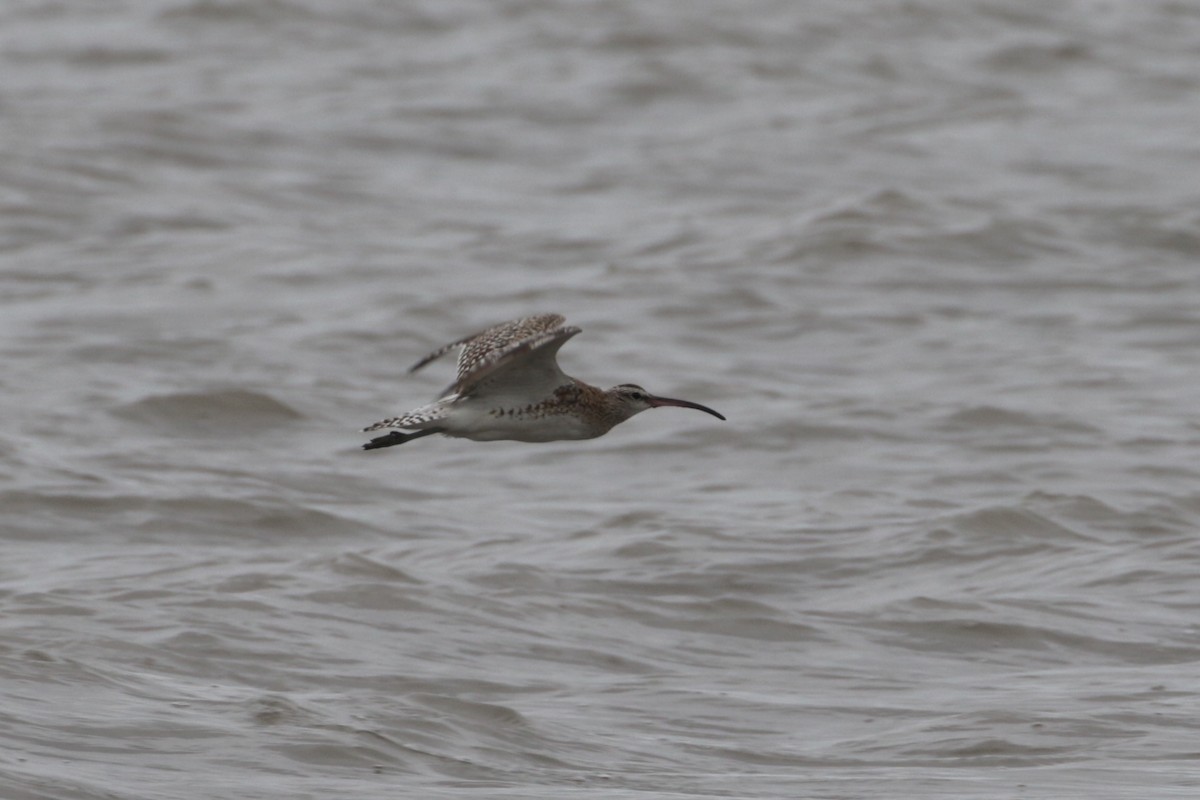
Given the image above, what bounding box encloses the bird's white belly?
[441,404,600,442]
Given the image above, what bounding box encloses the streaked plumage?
[361,313,724,449]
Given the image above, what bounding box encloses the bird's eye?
[630,392,644,400]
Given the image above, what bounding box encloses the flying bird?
[362,313,725,449]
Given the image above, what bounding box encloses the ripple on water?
[111,389,303,437]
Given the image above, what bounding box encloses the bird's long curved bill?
[648,395,726,421]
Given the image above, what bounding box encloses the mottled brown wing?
[408,314,565,376]
[452,314,568,384]
[409,314,579,398]
[452,324,581,398]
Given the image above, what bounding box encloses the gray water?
[4,1,1200,798]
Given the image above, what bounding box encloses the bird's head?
[608,384,726,423]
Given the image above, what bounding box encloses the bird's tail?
[362,427,445,450]
[361,400,451,433]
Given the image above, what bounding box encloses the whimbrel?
[362,314,724,449]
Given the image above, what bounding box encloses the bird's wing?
[453,314,568,385]
[409,314,566,376]
[410,314,580,400]
[453,324,581,399]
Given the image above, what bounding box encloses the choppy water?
[4,1,1200,797]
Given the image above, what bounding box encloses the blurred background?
[3,1,1200,798]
